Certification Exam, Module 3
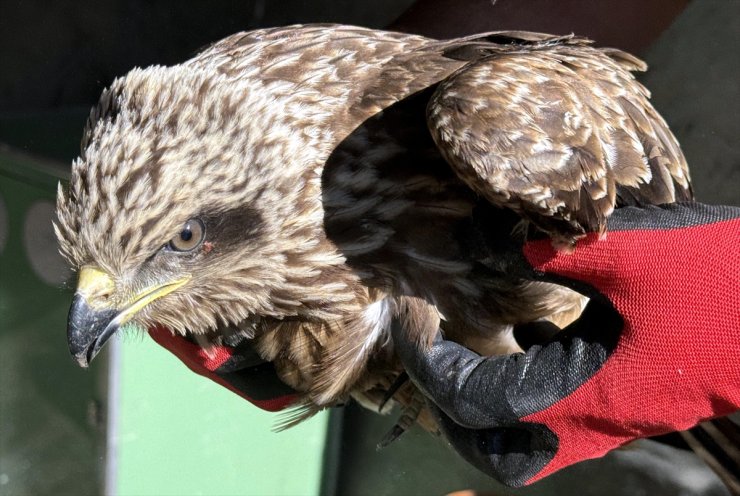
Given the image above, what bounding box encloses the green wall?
[116,337,328,496]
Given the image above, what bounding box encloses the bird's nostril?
[90,291,113,306]
[76,267,115,307]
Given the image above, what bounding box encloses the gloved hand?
[148,326,297,412]
[391,202,740,487]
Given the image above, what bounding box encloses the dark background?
[0,0,415,113]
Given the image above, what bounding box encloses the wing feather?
[427,42,693,241]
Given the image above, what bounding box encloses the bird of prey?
[57,24,692,424]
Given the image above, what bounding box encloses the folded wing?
[428,39,693,242]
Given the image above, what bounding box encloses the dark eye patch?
[199,205,265,251]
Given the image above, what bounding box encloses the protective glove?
[148,326,298,412]
[391,202,740,487]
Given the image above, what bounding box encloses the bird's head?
[56,63,345,367]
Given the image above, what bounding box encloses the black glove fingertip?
[431,402,558,488]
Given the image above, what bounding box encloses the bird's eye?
[168,218,205,252]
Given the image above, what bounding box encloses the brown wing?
[427,41,693,241]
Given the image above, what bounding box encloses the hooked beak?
[67,266,190,368]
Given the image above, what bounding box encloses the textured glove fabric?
[148,326,298,412]
[521,203,740,482]
[393,203,740,486]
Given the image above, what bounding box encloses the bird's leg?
[377,384,427,449]
[372,296,443,447]
[378,371,409,412]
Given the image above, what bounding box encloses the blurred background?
[0,1,737,495]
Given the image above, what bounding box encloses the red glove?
[148,327,298,412]
[391,202,740,486]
